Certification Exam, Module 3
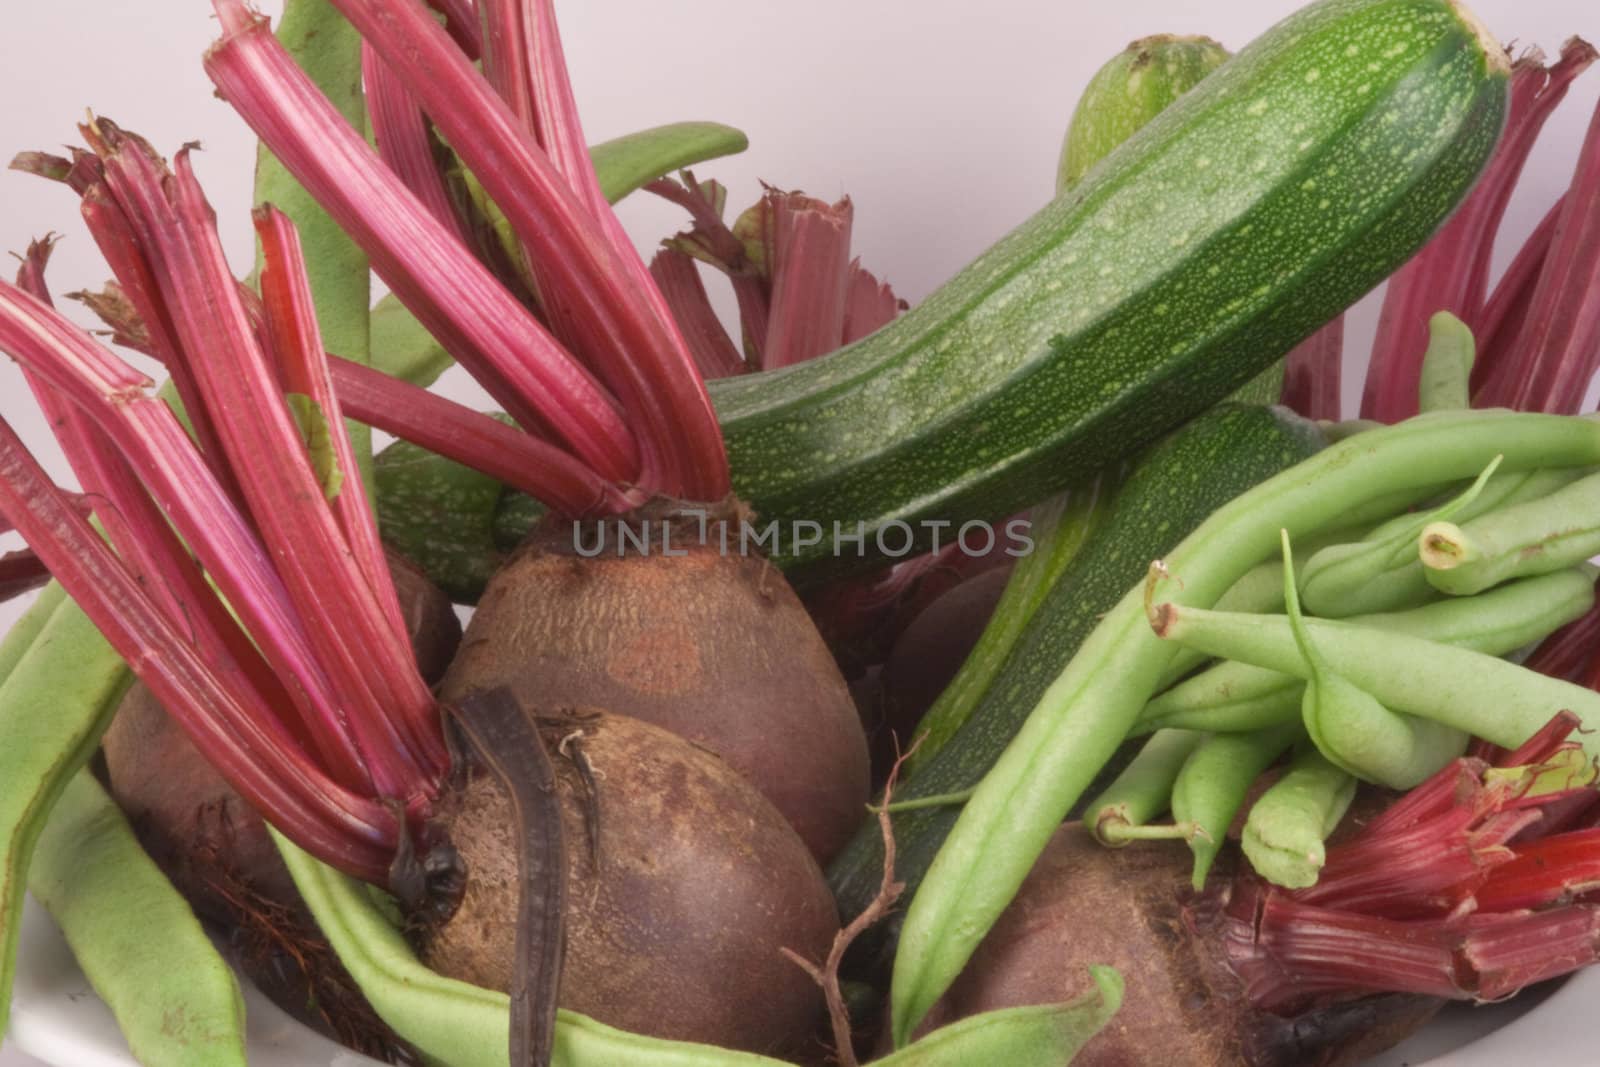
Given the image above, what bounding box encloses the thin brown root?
[781,737,919,1066]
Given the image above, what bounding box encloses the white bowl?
[6,891,1591,1066]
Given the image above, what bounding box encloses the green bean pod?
[891,411,1600,1046]
[27,772,246,1066]
[1085,729,1205,845]
[1416,311,1475,413]
[1,592,132,1039]
[1301,463,1589,617]
[874,967,1122,1066]
[1138,567,1596,734]
[1240,744,1355,889]
[1154,523,1374,691]
[1282,531,1469,788]
[1296,456,1500,617]
[1148,591,1600,763]
[1170,724,1302,889]
[1422,469,1600,596]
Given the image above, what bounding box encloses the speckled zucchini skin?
[712,0,1508,581]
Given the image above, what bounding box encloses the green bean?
[912,473,1121,770]
[0,594,132,1039]
[1085,729,1205,846]
[589,122,749,203]
[0,583,64,683]
[890,410,1600,1046]
[1416,311,1475,413]
[27,772,246,1066]
[1301,463,1590,617]
[1137,567,1596,734]
[1148,584,1600,764]
[1296,456,1500,617]
[872,967,1122,1066]
[1240,744,1354,889]
[1170,724,1302,889]
[1154,523,1372,691]
[272,831,795,1066]
[1282,530,1468,788]
[1422,469,1600,596]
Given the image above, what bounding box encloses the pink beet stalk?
[204,4,641,485]
[1360,41,1597,422]
[1279,317,1346,421]
[1227,715,1600,1011]
[0,413,400,882]
[274,0,728,501]
[362,43,471,243]
[764,193,855,370]
[648,249,747,379]
[1473,87,1600,413]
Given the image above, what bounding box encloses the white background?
[1,1,1598,1064]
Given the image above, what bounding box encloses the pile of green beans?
[890,410,1600,1046]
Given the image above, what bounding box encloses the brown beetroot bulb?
[938,824,1441,1067]
[420,710,838,1056]
[100,549,461,922]
[440,514,870,863]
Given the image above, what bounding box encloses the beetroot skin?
[441,517,870,863]
[421,710,839,1056]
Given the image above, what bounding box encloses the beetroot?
[100,550,460,923]
[421,710,838,1055]
[441,514,870,863]
[937,823,1440,1067]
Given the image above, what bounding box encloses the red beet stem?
[1361,40,1597,422]
[764,194,855,370]
[1473,77,1600,413]
[302,0,729,501]
[651,174,772,362]
[1279,316,1346,421]
[204,3,642,487]
[254,204,446,778]
[1471,195,1564,393]
[841,261,905,345]
[0,413,400,882]
[362,42,471,243]
[648,249,746,379]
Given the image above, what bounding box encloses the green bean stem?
[1171,724,1302,889]
[27,772,247,1066]
[1240,744,1355,889]
[890,410,1600,1046]
[1138,567,1596,734]
[1416,311,1475,413]
[1422,469,1600,596]
[1086,729,1205,846]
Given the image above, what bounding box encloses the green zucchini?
[1058,34,1231,192]
[910,30,1237,767]
[826,402,1325,929]
[714,0,1507,582]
